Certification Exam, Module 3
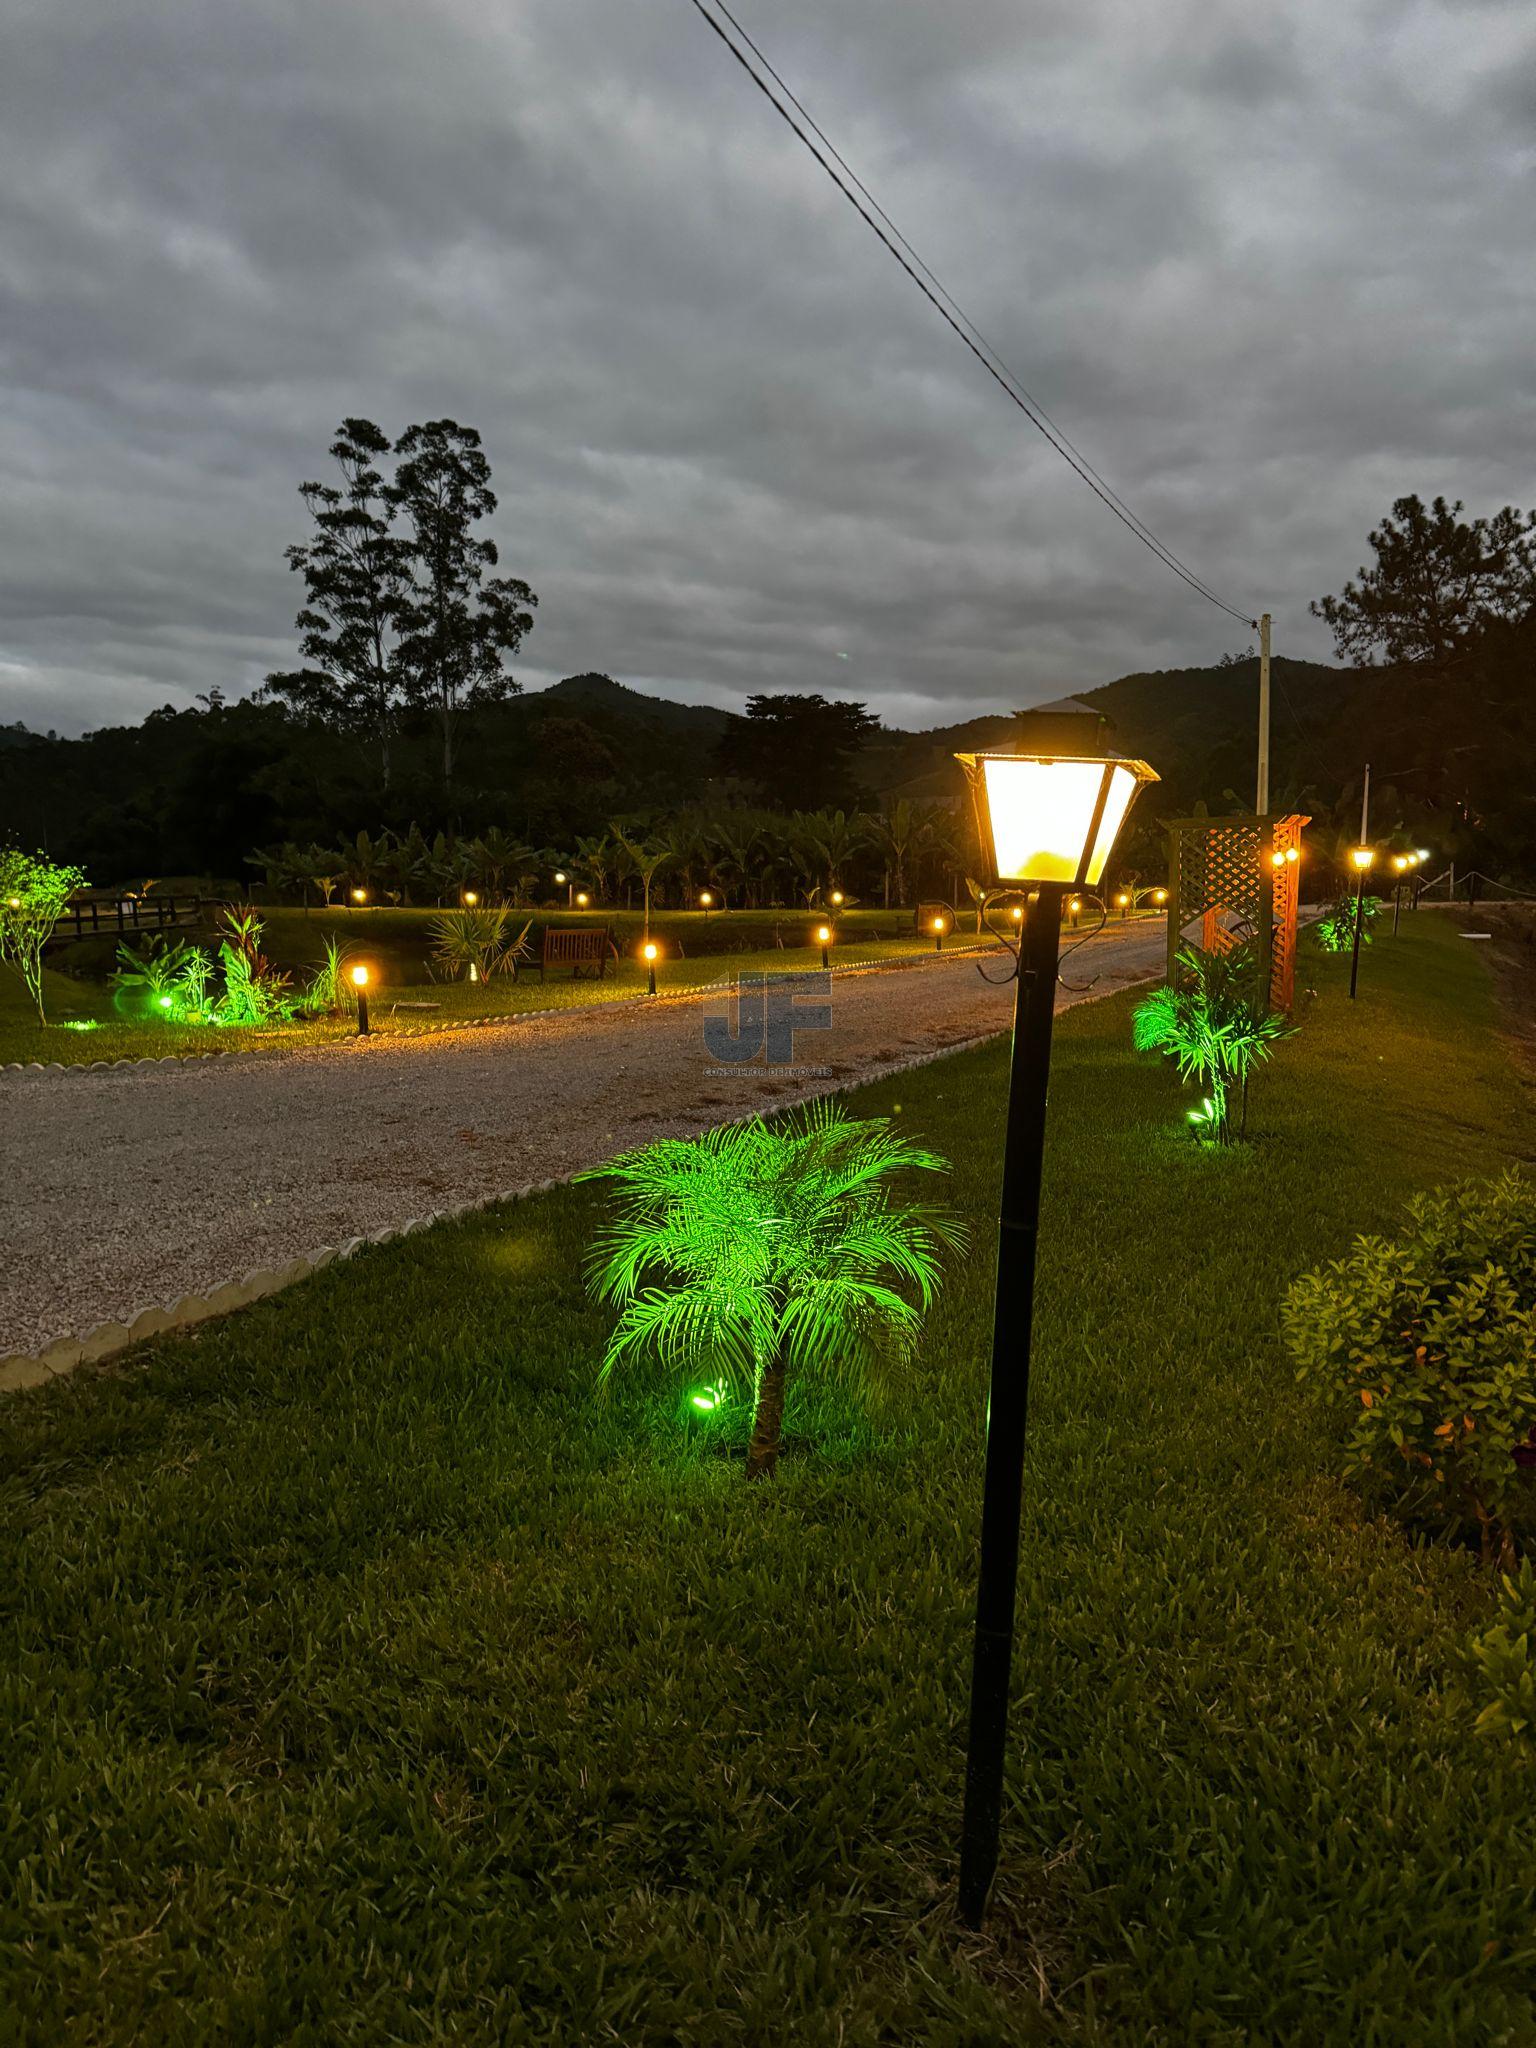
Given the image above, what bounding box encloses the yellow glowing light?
[351,887,366,902]
[464,890,478,906]
[1010,905,1024,923]
[1392,854,1409,871]
[1115,892,1130,906]
[643,942,658,961]
[816,925,831,944]
[554,870,567,884]
[830,889,844,906]
[700,891,713,906]
[1153,888,1168,903]
[351,964,370,988]
[6,896,19,910]
[1351,847,1375,871]
[576,891,589,907]
[960,752,1157,887]
[1270,851,1286,868]
[1285,846,1300,864]
[932,915,945,932]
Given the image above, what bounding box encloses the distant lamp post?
[351,963,372,1037]
[576,891,590,910]
[1391,853,1410,936]
[952,747,1157,1929]
[1152,887,1168,906]
[1066,895,1081,928]
[830,888,845,908]
[1009,904,1024,929]
[463,889,479,907]
[555,870,572,909]
[816,923,832,970]
[932,913,947,953]
[1114,890,1130,919]
[700,889,714,920]
[643,940,659,996]
[1349,847,1374,999]
[351,887,366,906]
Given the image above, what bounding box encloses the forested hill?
[0,651,1397,885]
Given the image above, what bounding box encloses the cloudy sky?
[3,0,1533,737]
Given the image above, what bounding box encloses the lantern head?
[351,964,370,988]
[955,750,1157,888]
[1351,847,1374,872]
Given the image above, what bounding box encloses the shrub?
[428,907,533,983]
[1131,943,1295,1144]
[581,1103,965,1479]
[214,908,296,1026]
[1463,1562,1536,1753]
[113,936,212,1020]
[1283,1170,1536,1563]
[1311,893,1382,953]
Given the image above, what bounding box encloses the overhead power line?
[686,0,1258,629]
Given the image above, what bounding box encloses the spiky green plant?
[427,907,532,983]
[1312,893,1382,953]
[213,908,295,1026]
[297,936,349,1017]
[581,1104,965,1480]
[0,850,86,1022]
[1132,944,1295,1144]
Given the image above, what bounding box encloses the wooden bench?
[539,927,617,981]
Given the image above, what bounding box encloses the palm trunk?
[745,1348,788,1481]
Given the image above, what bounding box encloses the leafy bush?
[1132,944,1295,1143]
[214,908,296,1026]
[1312,893,1382,953]
[1463,1562,1536,1752]
[296,936,351,1018]
[581,1103,964,1479]
[428,907,532,982]
[1283,1170,1536,1562]
[113,936,213,1020]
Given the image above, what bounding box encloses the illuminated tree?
[0,850,86,1023]
[583,1104,964,1480]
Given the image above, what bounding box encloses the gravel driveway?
[1,924,1166,1359]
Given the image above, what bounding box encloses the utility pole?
[1255,612,1272,815]
[1360,762,1371,845]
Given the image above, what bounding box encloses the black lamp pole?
[1348,864,1368,1000]
[958,877,1067,1929]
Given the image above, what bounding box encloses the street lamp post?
[1391,854,1409,936]
[643,940,658,996]
[932,913,946,954]
[816,923,832,971]
[1349,847,1374,1000]
[700,889,714,921]
[952,748,1157,1929]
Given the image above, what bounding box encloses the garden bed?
[3,918,1534,2042]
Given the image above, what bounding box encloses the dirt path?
[0,924,1166,1358]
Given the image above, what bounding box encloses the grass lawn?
[4,909,1014,1068]
[4,917,1534,2042]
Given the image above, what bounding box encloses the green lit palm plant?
[0,850,87,1023]
[427,907,533,984]
[1284,1169,1536,1568]
[1311,892,1382,953]
[1132,943,1295,1144]
[582,1104,965,1480]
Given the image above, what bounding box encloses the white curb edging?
[0,962,1159,1396]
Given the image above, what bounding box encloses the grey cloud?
[1,0,1532,737]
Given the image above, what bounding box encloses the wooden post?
[1256,612,1271,814]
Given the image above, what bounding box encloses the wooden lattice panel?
[1165,813,1309,1014]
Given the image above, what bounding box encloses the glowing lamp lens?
[643,942,657,961]
[351,965,369,988]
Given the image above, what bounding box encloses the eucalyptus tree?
[389,419,538,810]
[265,418,413,792]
